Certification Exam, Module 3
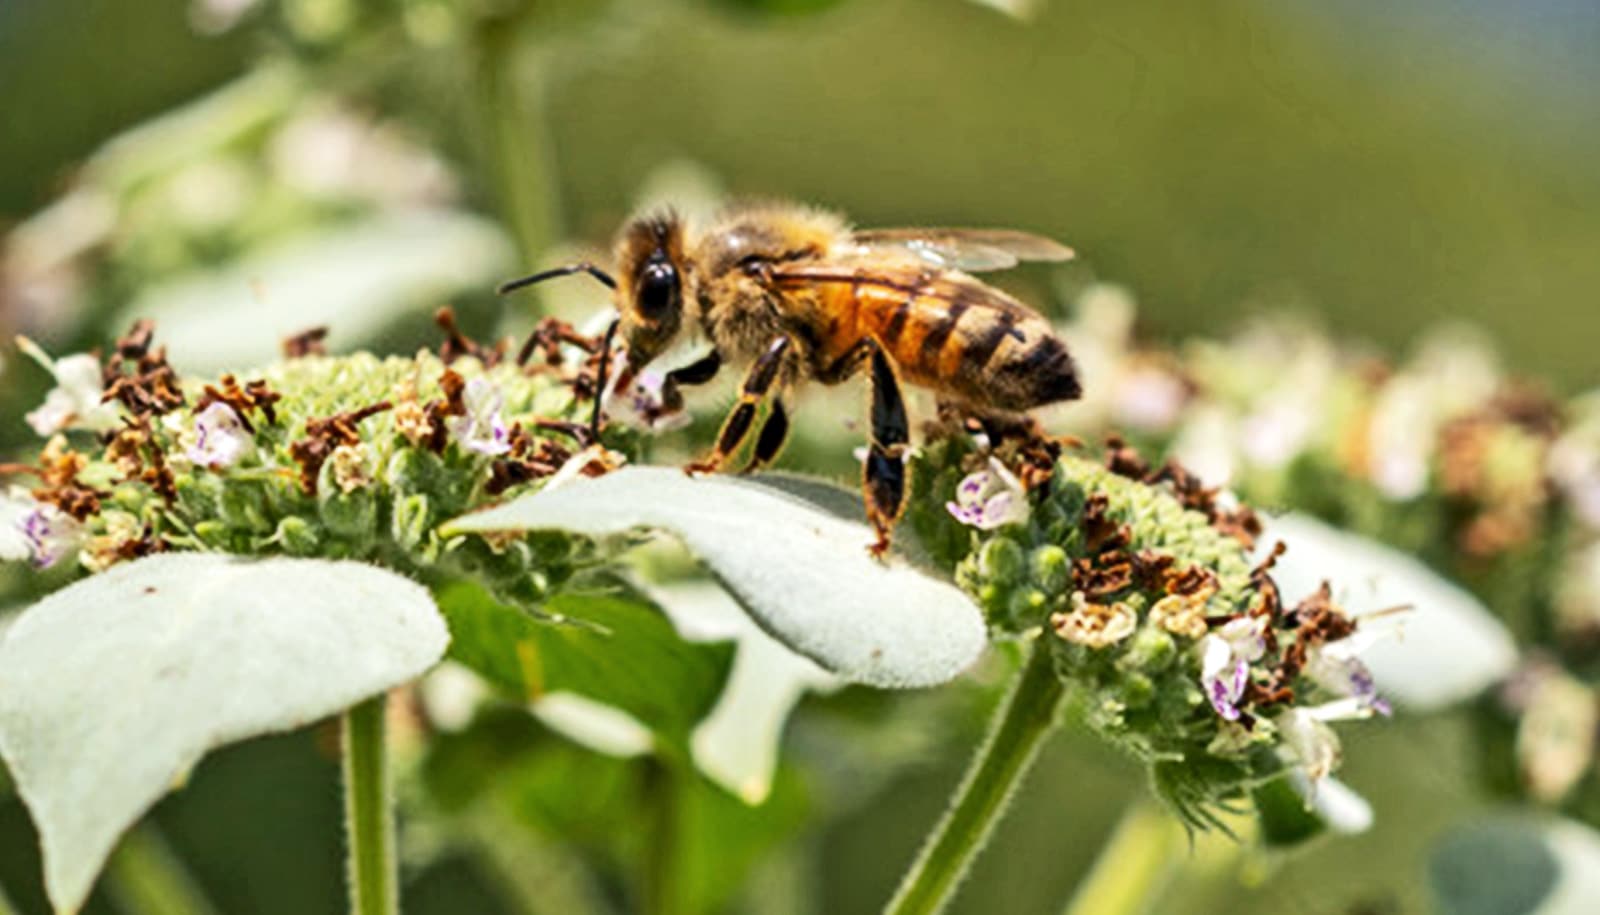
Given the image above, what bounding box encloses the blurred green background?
[2,1,1597,913]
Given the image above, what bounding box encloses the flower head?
[946,458,1030,530]
[186,402,252,469]
[444,376,510,456]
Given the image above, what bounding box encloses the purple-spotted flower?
[946,457,1030,530]
[186,402,252,468]
[1198,616,1267,721]
[18,340,120,437]
[1305,632,1393,716]
[607,366,692,433]
[2,489,83,570]
[444,377,511,456]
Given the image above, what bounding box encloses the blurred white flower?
[648,580,840,804]
[532,693,654,759]
[2,489,83,570]
[1172,405,1238,488]
[17,340,119,437]
[1111,365,1188,433]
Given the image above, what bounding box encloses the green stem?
[475,16,562,267]
[0,882,21,915]
[343,694,397,915]
[885,642,1067,915]
[1061,799,1184,915]
[104,823,218,915]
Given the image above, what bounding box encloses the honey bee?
[499,202,1080,556]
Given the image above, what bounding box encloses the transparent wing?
[849,228,1074,272]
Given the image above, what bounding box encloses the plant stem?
[104,823,219,915]
[475,15,562,267]
[1061,799,1184,915]
[343,694,397,915]
[885,642,1067,915]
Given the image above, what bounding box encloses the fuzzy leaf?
[117,209,513,374]
[1428,815,1600,915]
[0,554,448,914]
[1257,513,1518,709]
[442,468,986,689]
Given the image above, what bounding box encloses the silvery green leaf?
[443,467,986,689]
[1257,513,1518,709]
[649,580,840,804]
[0,554,448,914]
[117,209,513,374]
[1430,815,1600,915]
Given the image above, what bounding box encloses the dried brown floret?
[282,326,329,358]
[434,306,506,367]
[101,322,185,419]
[194,374,282,432]
[29,437,106,521]
[1072,555,1134,598]
[1081,494,1131,555]
[1104,434,1151,480]
[417,368,467,453]
[289,402,393,495]
[516,317,599,369]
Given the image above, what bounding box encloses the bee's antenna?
[590,317,620,442]
[497,262,618,295]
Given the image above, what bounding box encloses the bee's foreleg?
[686,337,790,475]
[863,344,910,559]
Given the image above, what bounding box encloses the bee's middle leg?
[685,337,791,475]
[863,343,911,558]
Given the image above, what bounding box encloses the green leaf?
[1430,815,1600,915]
[441,467,987,688]
[433,579,734,755]
[0,554,447,915]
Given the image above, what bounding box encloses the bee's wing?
[848,228,1074,272]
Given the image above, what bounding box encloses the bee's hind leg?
[686,337,791,475]
[863,344,911,559]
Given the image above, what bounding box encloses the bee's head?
[614,211,687,372]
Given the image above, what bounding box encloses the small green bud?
[1005,587,1050,628]
[192,520,230,548]
[217,483,270,533]
[1115,671,1156,709]
[391,494,431,551]
[1028,545,1071,595]
[274,516,320,556]
[319,489,377,538]
[1121,625,1177,673]
[978,537,1026,585]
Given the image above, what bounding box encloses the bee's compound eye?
[637,257,679,319]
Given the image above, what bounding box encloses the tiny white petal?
[532,692,654,759]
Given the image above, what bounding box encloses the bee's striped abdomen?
[844,277,1079,413]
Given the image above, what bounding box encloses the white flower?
[185,402,252,468]
[2,489,83,570]
[1305,631,1393,716]
[1198,616,1267,721]
[444,377,510,456]
[607,366,693,433]
[946,457,1030,530]
[1276,698,1372,783]
[17,339,119,437]
[1241,395,1316,469]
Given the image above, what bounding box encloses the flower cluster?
[913,434,1387,827]
[1053,286,1600,819]
[2,315,627,607]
